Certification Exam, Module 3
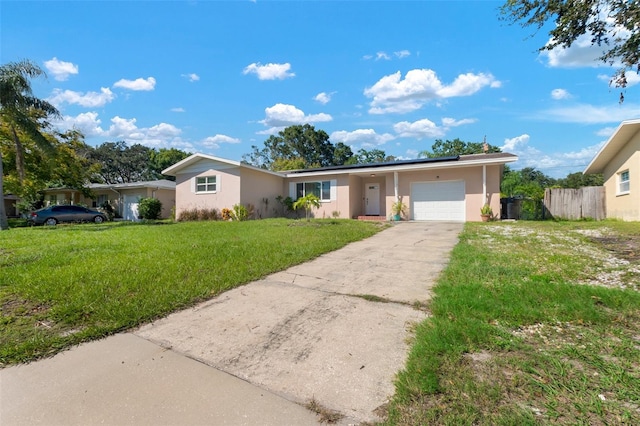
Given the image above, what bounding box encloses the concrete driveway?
[1,222,462,425]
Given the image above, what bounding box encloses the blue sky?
[3,1,640,177]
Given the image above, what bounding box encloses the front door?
[365,183,380,215]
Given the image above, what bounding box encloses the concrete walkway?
[1,222,462,425]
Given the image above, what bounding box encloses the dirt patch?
[589,235,640,262]
[1,296,49,317]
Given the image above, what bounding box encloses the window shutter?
[191,177,196,193]
[330,180,337,200]
[289,182,296,198]
[216,175,220,192]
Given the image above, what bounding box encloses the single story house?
[163,152,518,222]
[585,119,640,221]
[42,179,176,221]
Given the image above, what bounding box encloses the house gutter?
[483,165,487,204]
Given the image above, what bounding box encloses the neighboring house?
[585,119,640,221]
[3,194,21,217]
[42,180,176,220]
[163,153,517,222]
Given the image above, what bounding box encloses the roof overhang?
[584,119,640,174]
[162,153,284,178]
[283,154,518,178]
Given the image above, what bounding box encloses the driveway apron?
[1,221,462,425]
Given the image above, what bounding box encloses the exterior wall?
[348,175,363,218]
[386,165,502,221]
[239,168,284,218]
[43,189,82,206]
[151,188,175,219]
[602,135,640,220]
[175,166,242,218]
[285,174,351,219]
[4,196,20,217]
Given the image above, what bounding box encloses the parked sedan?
[28,205,107,226]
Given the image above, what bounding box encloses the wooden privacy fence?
[543,186,606,220]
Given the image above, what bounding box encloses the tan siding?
[603,135,640,220]
[348,175,363,218]
[175,168,242,218]
[286,174,351,219]
[239,168,284,218]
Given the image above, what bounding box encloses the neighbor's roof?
[585,119,640,174]
[88,179,176,190]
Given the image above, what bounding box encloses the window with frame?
[196,176,217,193]
[619,170,630,194]
[295,181,331,201]
[48,194,58,205]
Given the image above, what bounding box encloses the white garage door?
[411,181,466,221]
[123,193,144,221]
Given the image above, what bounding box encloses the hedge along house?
[584,119,640,221]
[41,179,176,221]
[163,152,517,221]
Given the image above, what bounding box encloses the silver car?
[28,205,107,226]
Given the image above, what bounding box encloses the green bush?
[230,204,250,221]
[138,198,162,220]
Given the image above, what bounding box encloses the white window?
[48,194,58,205]
[196,176,217,193]
[97,194,109,206]
[295,180,331,202]
[619,170,630,194]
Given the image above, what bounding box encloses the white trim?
[618,169,630,195]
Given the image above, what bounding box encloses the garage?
[123,193,144,221]
[411,180,465,221]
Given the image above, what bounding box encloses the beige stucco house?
[163,152,517,222]
[42,180,176,220]
[585,119,640,221]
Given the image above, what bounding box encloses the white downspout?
[482,165,487,204]
[394,171,398,200]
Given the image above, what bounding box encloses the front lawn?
[386,221,640,425]
[0,219,382,366]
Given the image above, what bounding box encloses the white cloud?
[260,103,332,128]
[201,134,241,149]
[394,50,411,59]
[364,69,500,114]
[243,62,295,80]
[534,103,640,124]
[48,87,115,107]
[393,117,476,139]
[44,57,78,81]
[596,126,616,137]
[103,116,182,147]
[598,71,640,87]
[182,73,200,82]
[551,88,571,100]
[330,129,395,148]
[171,107,185,113]
[113,77,156,91]
[501,133,605,177]
[314,92,333,104]
[55,111,104,137]
[542,35,606,68]
[376,52,391,60]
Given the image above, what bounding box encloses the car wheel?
[94,215,104,224]
[44,218,57,226]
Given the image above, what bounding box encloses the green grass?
[0,218,383,365]
[386,221,640,425]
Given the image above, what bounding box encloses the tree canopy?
[419,138,502,158]
[501,0,640,90]
[243,124,394,170]
[0,60,60,230]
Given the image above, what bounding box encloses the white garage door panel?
[411,181,465,221]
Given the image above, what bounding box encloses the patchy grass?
[305,398,345,424]
[386,220,640,425]
[0,218,381,366]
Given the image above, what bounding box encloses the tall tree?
[89,141,154,183]
[244,124,335,170]
[501,0,639,91]
[0,60,60,230]
[149,148,191,181]
[419,138,502,158]
[352,148,395,164]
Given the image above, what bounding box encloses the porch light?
[370,174,376,177]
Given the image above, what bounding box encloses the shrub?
[138,198,163,220]
[221,208,232,221]
[177,208,220,222]
[230,204,249,221]
[101,201,115,221]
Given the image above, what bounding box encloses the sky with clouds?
[3,1,639,177]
